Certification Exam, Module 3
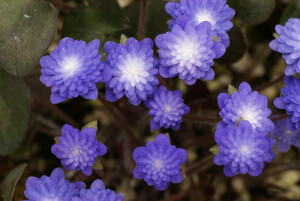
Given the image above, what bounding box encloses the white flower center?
[240,145,249,154]
[165,105,172,113]
[154,160,163,168]
[172,38,201,66]
[59,56,81,78]
[195,10,216,27]
[119,56,149,87]
[237,107,260,129]
[72,147,82,155]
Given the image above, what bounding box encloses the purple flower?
[274,76,300,130]
[133,134,187,191]
[165,0,235,47]
[272,119,300,152]
[51,124,107,176]
[144,85,190,130]
[214,121,275,177]
[155,20,225,85]
[24,168,85,201]
[218,82,274,136]
[72,180,124,201]
[269,18,300,75]
[40,37,111,104]
[104,38,159,106]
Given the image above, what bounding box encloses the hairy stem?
[138,0,147,41]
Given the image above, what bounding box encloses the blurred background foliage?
[0,0,299,200]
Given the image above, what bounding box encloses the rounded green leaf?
[280,3,300,25]
[0,69,31,155]
[1,163,27,201]
[0,0,58,76]
[228,0,275,25]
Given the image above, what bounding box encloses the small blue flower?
[144,85,190,130]
[165,0,235,47]
[51,124,107,176]
[24,168,85,201]
[40,37,111,104]
[214,121,275,177]
[218,82,274,136]
[72,180,124,201]
[155,20,225,85]
[272,119,300,152]
[104,38,159,106]
[269,18,300,76]
[274,76,300,130]
[133,134,187,191]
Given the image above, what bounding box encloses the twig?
[156,187,192,201]
[47,0,73,11]
[186,155,214,176]
[138,0,147,41]
[271,114,289,121]
[97,94,143,146]
[256,75,284,91]
[184,114,221,123]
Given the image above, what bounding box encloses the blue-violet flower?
[165,0,235,47]
[51,124,107,176]
[269,18,300,75]
[40,37,111,104]
[218,82,274,136]
[274,76,300,130]
[104,38,159,106]
[72,179,124,201]
[133,134,187,191]
[144,85,190,130]
[155,20,225,85]
[214,121,275,177]
[24,168,85,201]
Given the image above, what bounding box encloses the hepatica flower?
[218,82,274,135]
[269,18,300,75]
[51,124,107,176]
[133,134,187,191]
[72,179,124,201]
[104,38,159,106]
[214,121,275,177]
[24,168,85,201]
[144,85,190,130]
[40,37,111,104]
[155,20,225,85]
[272,119,300,152]
[274,76,300,130]
[166,0,235,47]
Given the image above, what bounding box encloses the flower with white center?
[133,134,187,191]
[270,18,300,75]
[40,37,111,104]
[24,168,85,201]
[214,121,275,177]
[144,85,190,130]
[104,38,159,106]
[51,124,107,176]
[165,0,235,47]
[155,20,226,85]
[272,119,300,152]
[217,82,274,136]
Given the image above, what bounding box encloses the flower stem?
[271,114,289,121]
[138,0,147,41]
[97,94,143,146]
[257,75,284,91]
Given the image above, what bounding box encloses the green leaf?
[92,157,104,171]
[217,24,246,64]
[62,0,129,43]
[228,0,275,25]
[0,0,58,76]
[280,3,300,25]
[0,69,31,155]
[82,120,98,131]
[209,145,220,155]
[1,163,27,201]
[228,84,238,95]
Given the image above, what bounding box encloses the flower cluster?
[144,85,190,130]
[217,82,274,135]
[104,38,159,106]
[274,76,300,130]
[133,134,187,190]
[272,119,300,152]
[24,168,85,201]
[51,124,107,176]
[40,37,111,104]
[269,18,300,76]
[166,0,235,47]
[72,179,124,201]
[214,121,275,177]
